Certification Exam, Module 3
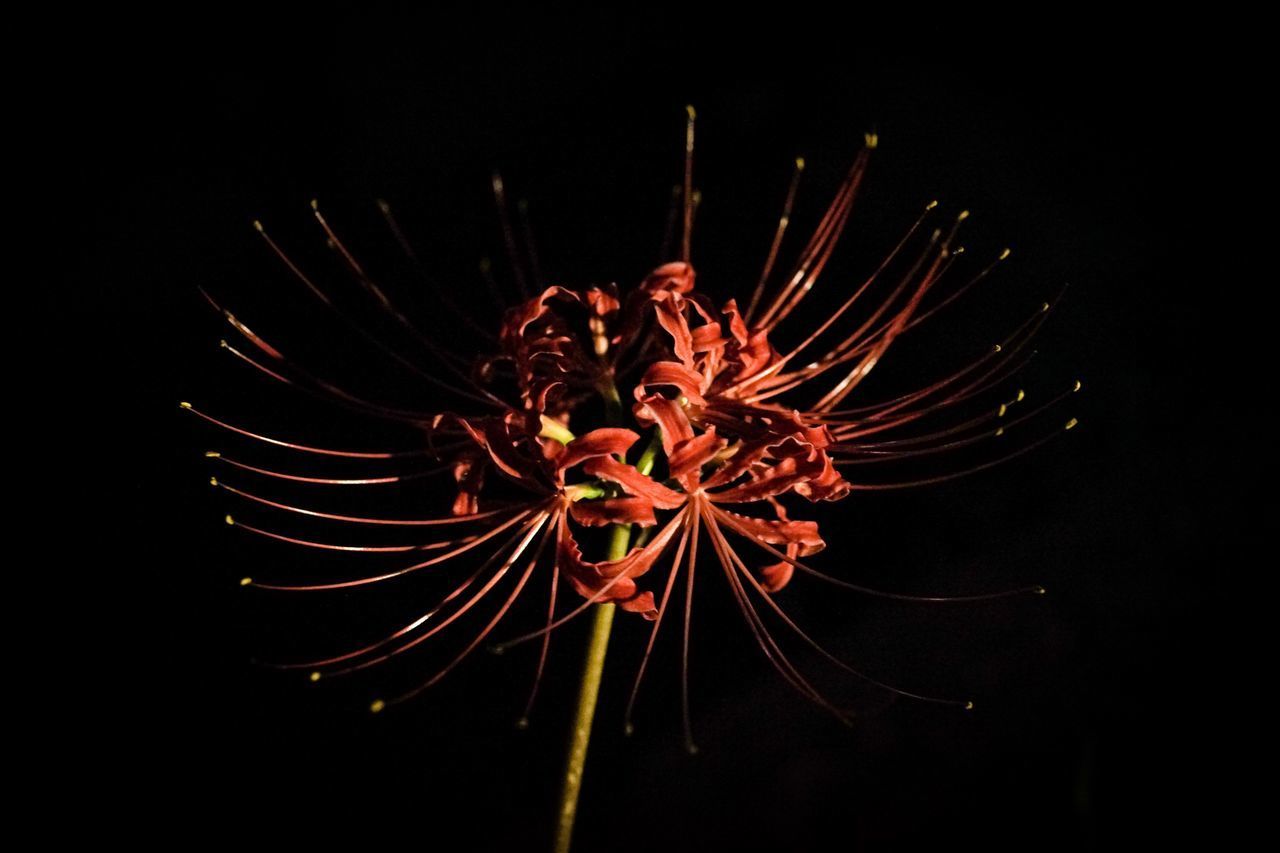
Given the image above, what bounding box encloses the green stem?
[553,523,630,853]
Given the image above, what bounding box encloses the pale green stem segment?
[553,523,629,853]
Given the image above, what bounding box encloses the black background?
[68,15,1250,850]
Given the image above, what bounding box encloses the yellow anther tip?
[252,220,264,232]
[309,671,321,683]
[1073,380,1083,392]
[999,248,1012,260]
[1034,586,1047,595]
[957,210,970,221]
[685,104,697,120]
[1016,389,1025,402]
[209,477,218,486]
[964,701,975,711]
[998,404,1007,417]
[864,132,879,149]
[794,156,805,170]
[995,427,1005,437]
[179,401,192,409]
[993,344,1002,353]
[205,451,220,458]
[369,699,386,714]
[309,198,319,210]
[1042,302,1051,312]
[514,717,529,730]
[224,514,235,525]
[239,576,252,587]
[1065,418,1079,431]
[925,200,938,210]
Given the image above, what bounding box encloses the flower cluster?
[184,115,1075,746]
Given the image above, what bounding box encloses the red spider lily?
[181,106,1076,752]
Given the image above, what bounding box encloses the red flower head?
[182,107,1077,754]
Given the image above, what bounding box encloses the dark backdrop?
[69,16,1245,851]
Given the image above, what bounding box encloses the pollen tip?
[309,671,322,682]
[491,173,504,191]
[1034,586,1047,595]
[239,576,252,587]
[685,742,700,756]
[1073,379,1083,392]
[376,198,390,213]
[993,344,1002,353]
[957,209,970,221]
[794,156,805,170]
[252,219,264,232]
[995,427,1005,437]
[209,476,218,487]
[1065,417,1079,431]
[685,104,697,121]
[1042,301,1051,312]
[864,132,879,149]
[514,717,529,731]
[218,339,228,348]
[925,199,939,211]
[205,451,220,458]
[488,643,506,656]
[953,245,966,255]
[624,722,635,737]
[1016,389,1025,402]
[369,699,386,714]
[179,401,192,409]
[964,701,975,711]
[998,404,1007,417]
[999,247,1012,260]
[309,198,318,210]
[225,514,235,525]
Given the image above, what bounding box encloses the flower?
[182,107,1077,749]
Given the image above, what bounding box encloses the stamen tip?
[864,132,879,149]
[238,576,252,587]
[1064,417,1079,431]
[209,476,218,487]
[224,514,235,526]
[993,344,1002,353]
[997,404,1007,417]
[205,451,220,458]
[1042,301,1051,312]
[376,198,390,213]
[957,209,970,222]
[1034,586,1047,595]
[1073,379,1082,392]
[369,699,385,714]
[488,643,506,656]
[685,742,700,756]
[999,247,1012,260]
[794,156,805,170]
[995,427,1005,437]
[308,671,321,683]
[218,339,228,349]
[179,401,192,409]
[685,104,697,121]
[1016,389,1025,402]
[491,173,504,192]
[623,722,635,737]
[514,717,529,731]
[925,199,939,211]
[309,198,318,211]
[251,219,264,233]
[964,701,975,711]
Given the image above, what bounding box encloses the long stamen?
[207,452,455,486]
[710,504,1045,602]
[744,157,805,322]
[213,478,525,525]
[245,506,544,590]
[682,105,696,263]
[179,402,443,458]
[622,519,693,735]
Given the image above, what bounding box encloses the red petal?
[569,496,658,527]
[584,456,687,509]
